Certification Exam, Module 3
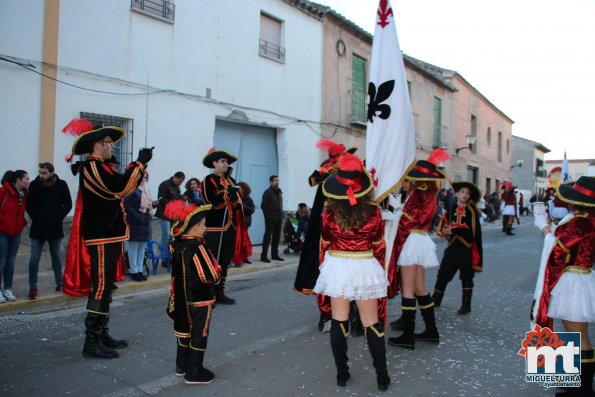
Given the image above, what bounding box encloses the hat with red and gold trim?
[62,118,125,156]
[164,200,212,237]
[556,176,595,207]
[406,148,449,181]
[322,153,373,206]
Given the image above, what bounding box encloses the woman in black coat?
[124,173,153,281]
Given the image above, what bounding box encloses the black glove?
[137,147,154,166]
[228,185,240,200]
[70,161,84,176]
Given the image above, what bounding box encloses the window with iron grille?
[131,0,175,23]
[80,112,134,173]
[259,12,285,62]
[351,55,367,125]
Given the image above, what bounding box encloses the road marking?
[104,324,311,396]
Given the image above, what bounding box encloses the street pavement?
[1,219,592,396]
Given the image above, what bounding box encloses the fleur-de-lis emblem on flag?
[367,80,395,123]
[377,0,393,28]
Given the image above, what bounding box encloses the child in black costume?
[164,200,221,385]
[432,182,483,315]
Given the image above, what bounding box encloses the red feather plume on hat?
[62,118,95,163]
[338,153,364,172]
[427,147,450,166]
[62,118,94,137]
[316,139,346,158]
[164,200,194,223]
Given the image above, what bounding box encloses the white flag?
[365,0,416,202]
[561,150,569,182]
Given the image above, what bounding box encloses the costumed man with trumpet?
[201,148,250,304]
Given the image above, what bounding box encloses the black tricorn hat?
[556,176,595,207]
[322,153,373,205]
[202,147,237,168]
[164,200,213,237]
[452,181,482,204]
[406,160,447,181]
[62,118,124,155]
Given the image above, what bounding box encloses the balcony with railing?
[131,0,175,23]
[259,39,285,62]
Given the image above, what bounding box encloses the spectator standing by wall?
[296,203,310,239]
[260,175,284,263]
[26,163,72,299]
[0,170,29,303]
[183,178,202,205]
[155,172,185,252]
[124,172,153,282]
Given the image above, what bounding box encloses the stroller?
[283,211,304,254]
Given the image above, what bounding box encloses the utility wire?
[1,55,365,138]
[0,56,168,96]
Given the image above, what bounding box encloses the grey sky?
[315,0,595,160]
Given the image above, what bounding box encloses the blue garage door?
[213,120,278,244]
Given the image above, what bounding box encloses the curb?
[0,259,297,316]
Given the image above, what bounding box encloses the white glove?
[533,214,549,231]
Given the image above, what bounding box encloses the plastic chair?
[145,240,171,275]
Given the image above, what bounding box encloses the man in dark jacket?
[26,163,72,299]
[155,172,185,252]
[261,175,284,263]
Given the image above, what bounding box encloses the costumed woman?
[432,181,483,315]
[165,200,220,385]
[531,176,595,396]
[293,139,361,334]
[313,153,390,391]
[387,149,449,350]
[500,181,518,236]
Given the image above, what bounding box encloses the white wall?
[0,0,324,212]
[0,1,45,174]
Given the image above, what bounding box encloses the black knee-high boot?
[388,298,416,350]
[176,338,190,377]
[365,323,390,391]
[82,313,119,359]
[99,315,128,349]
[184,347,215,385]
[555,349,594,397]
[433,276,449,307]
[458,281,473,315]
[414,294,440,344]
[330,319,350,387]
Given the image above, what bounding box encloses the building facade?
[511,135,550,196]
[0,0,326,243]
[545,158,595,181]
[317,10,513,197]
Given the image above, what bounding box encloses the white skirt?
[313,251,388,301]
[397,233,439,268]
[502,204,516,216]
[548,271,595,323]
